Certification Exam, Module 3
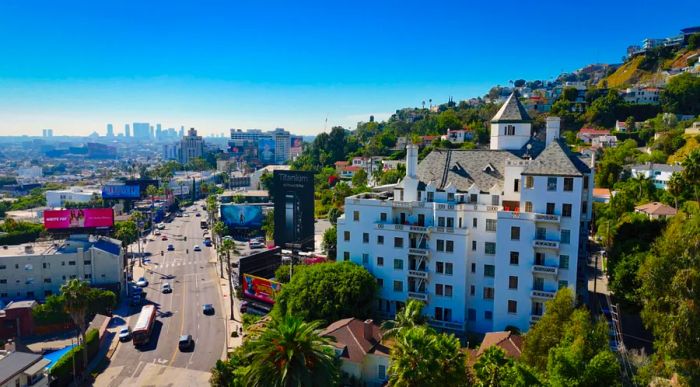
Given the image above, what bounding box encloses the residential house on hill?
[577,128,611,144]
[630,163,683,190]
[470,330,524,363]
[635,202,677,220]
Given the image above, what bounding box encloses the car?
[249,242,264,249]
[161,283,172,293]
[167,244,174,251]
[176,213,183,218]
[183,213,189,217]
[154,230,161,236]
[157,223,165,230]
[195,213,201,217]
[178,334,194,351]
[203,239,212,247]
[193,245,201,252]
[161,235,168,241]
[136,277,148,287]
[202,304,214,315]
[239,301,248,313]
[118,326,131,341]
[232,261,239,268]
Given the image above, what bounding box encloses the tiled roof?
[476,331,524,359]
[321,318,389,363]
[635,202,677,216]
[577,128,610,136]
[491,92,531,123]
[593,188,611,198]
[522,139,591,176]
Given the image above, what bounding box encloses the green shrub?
[49,328,100,387]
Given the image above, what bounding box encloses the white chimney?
[406,144,418,178]
[546,116,561,145]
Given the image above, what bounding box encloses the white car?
[161,283,172,293]
[118,326,131,341]
[136,277,148,287]
[193,245,201,252]
[157,223,165,230]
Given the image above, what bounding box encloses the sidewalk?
[211,246,243,356]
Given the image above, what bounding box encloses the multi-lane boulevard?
[96,200,225,386]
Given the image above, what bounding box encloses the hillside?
[600,47,700,88]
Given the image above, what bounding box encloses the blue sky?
[0,0,698,137]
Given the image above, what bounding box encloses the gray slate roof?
[522,139,591,176]
[629,163,683,173]
[491,92,531,123]
[0,352,43,384]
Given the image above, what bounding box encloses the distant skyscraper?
[179,126,185,137]
[125,124,131,137]
[106,123,114,137]
[180,128,204,164]
[155,124,162,140]
[133,123,151,139]
[42,129,53,137]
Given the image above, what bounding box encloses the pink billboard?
[43,208,114,229]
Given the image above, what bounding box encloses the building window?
[491,195,499,206]
[378,365,386,380]
[446,240,454,252]
[438,217,445,227]
[470,194,478,203]
[468,308,476,321]
[343,252,350,261]
[505,124,515,135]
[470,285,475,296]
[525,176,534,189]
[561,229,571,244]
[559,255,570,269]
[68,261,76,266]
[510,226,520,240]
[562,203,572,217]
[0,279,6,284]
[446,217,454,228]
[377,235,384,245]
[486,219,497,232]
[44,290,52,297]
[525,201,533,213]
[377,278,383,288]
[394,237,403,248]
[445,285,453,297]
[42,263,49,269]
[84,274,92,279]
[472,218,477,228]
[546,202,555,215]
[471,241,477,251]
[483,287,494,299]
[445,262,453,275]
[393,259,404,270]
[353,211,359,221]
[558,280,569,289]
[419,214,426,226]
[547,177,557,191]
[436,261,444,273]
[380,212,387,222]
[485,242,496,255]
[362,254,369,265]
[510,251,519,265]
[447,193,454,202]
[583,176,589,189]
[0,265,5,270]
[427,191,434,202]
[508,300,517,314]
[393,280,403,292]
[564,177,574,191]
[377,257,384,266]
[536,227,547,240]
[582,201,588,214]
[437,240,444,252]
[471,263,476,273]
[509,276,518,289]
[435,284,443,296]
[484,264,495,277]
[44,278,51,283]
[344,231,350,241]
[363,233,369,243]
[514,179,520,192]
[84,260,91,265]
[485,310,493,320]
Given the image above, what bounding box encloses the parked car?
[162,283,172,293]
[193,245,201,252]
[157,223,165,230]
[167,244,174,251]
[202,304,215,315]
[176,213,183,218]
[136,277,148,287]
[195,213,201,217]
[239,301,248,313]
[154,230,161,236]
[178,334,194,351]
[161,235,168,241]
[203,239,212,247]
[118,326,131,341]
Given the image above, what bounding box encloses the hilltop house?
[629,163,683,190]
[576,128,611,144]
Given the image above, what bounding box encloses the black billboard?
[125,179,159,198]
[272,170,314,250]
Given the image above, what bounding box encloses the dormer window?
[483,163,495,174]
[504,125,516,136]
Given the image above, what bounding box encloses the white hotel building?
[337,93,594,334]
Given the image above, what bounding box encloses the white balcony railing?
[530,290,556,300]
[408,291,428,302]
[532,265,559,276]
[535,213,560,223]
[408,248,429,256]
[533,239,560,250]
[408,269,428,279]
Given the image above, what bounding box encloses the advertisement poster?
[272,171,315,249]
[242,273,281,305]
[290,136,303,148]
[102,184,140,199]
[220,204,264,228]
[258,138,275,164]
[44,208,114,229]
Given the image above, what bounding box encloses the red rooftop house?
[576,128,611,144]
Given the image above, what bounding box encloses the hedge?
[49,328,100,387]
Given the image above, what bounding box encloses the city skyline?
[0,0,698,137]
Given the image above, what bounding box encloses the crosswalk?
[154,260,212,268]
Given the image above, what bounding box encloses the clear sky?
[0,0,698,137]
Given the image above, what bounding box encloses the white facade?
[0,236,124,302]
[17,166,43,182]
[622,87,660,104]
[337,104,593,334]
[45,187,100,208]
[630,163,683,190]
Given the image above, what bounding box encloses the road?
[96,200,225,386]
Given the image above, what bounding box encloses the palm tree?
[682,149,700,203]
[473,346,512,387]
[667,172,684,209]
[220,239,237,319]
[212,220,226,249]
[380,299,427,338]
[629,173,652,201]
[60,279,91,376]
[244,314,339,386]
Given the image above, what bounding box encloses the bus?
[132,304,157,347]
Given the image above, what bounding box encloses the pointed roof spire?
[491,92,531,123]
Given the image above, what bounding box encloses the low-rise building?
[45,187,101,208]
[321,318,389,387]
[621,87,660,105]
[591,135,618,149]
[0,349,50,387]
[629,163,683,190]
[635,202,677,220]
[472,330,523,361]
[0,235,124,302]
[576,128,611,144]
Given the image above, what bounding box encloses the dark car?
[202,304,215,315]
[178,334,194,351]
[167,244,175,251]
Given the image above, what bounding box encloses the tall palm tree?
[244,314,339,386]
[220,239,237,319]
[667,172,684,209]
[212,221,226,248]
[682,149,700,203]
[60,279,91,376]
[380,299,427,338]
[629,173,652,201]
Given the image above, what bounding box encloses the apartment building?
[337,93,593,334]
[45,187,101,208]
[0,235,124,302]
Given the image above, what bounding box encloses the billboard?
[102,184,140,199]
[258,138,275,164]
[125,179,159,197]
[242,273,282,305]
[44,208,114,230]
[220,204,264,228]
[272,171,315,250]
[290,136,303,148]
